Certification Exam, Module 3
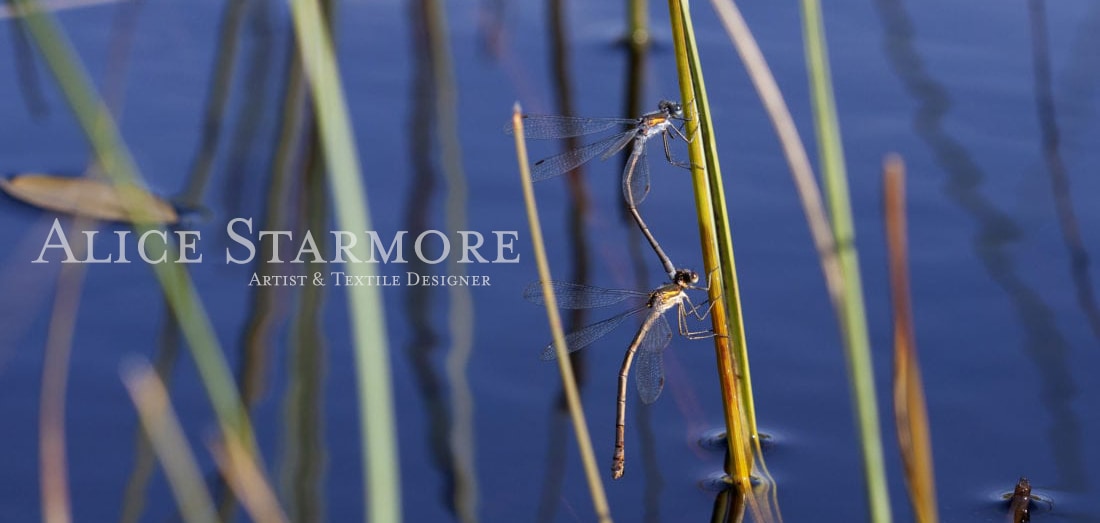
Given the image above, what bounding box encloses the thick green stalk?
[666,0,755,489]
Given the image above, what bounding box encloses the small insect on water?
[524,269,714,479]
[1004,476,1056,523]
[1009,477,1031,523]
[507,100,693,279]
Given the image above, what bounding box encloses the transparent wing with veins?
[635,314,672,404]
[536,308,646,361]
[529,131,635,182]
[508,114,637,139]
[523,281,649,309]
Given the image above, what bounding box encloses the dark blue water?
[2,0,1099,521]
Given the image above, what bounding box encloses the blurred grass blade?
[0,0,125,19]
[0,173,179,224]
[13,0,254,452]
[708,0,843,306]
[512,104,612,523]
[209,435,291,523]
[121,360,218,523]
[177,0,249,207]
[884,157,938,523]
[39,218,95,523]
[799,1,892,520]
[287,1,401,521]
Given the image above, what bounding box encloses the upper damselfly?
[524,269,713,479]
[507,100,693,278]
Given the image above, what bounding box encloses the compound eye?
[674,269,698,285]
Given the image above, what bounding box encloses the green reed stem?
[667,0,755,488]
[799,2,892,521]
[287,1,401,522]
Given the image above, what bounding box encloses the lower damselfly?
[508,100,692,279]
[524,269,714,479]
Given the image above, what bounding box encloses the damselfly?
[524,269,713,479]
[508,100,692,279]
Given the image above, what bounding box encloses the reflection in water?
[235,0,290,415]
[404,0,455,517]
[177,0,252,209]
[874,0,1085,490]
[536,0,597,520]
[709,452,746,523]
[406,0,480,520]
[221,0,277,218]
[217,3,287,519]
[636,402,665,523]
[0,221,58,371]
[619,5,666,518]
[536,413,572,523]
[259,15,330,518]
[620,0,651,285]
[1027,0,1100,343]
[6,10,49,117]
[281,129,329,523]
[1054,2,1100,153]
[98,0,144,117]
[433,4,481,520]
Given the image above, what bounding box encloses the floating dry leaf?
[0,173,178,225]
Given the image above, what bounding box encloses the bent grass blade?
[513,103,612,522]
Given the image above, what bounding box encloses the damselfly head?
[658,100,683,118]
[673,269,699,287]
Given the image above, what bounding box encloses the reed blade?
[884,157,939,523]
[799,1,893,520]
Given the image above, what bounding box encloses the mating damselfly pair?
[513,101,718,479]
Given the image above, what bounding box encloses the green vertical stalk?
[627,0,649,47]
[675,0,762,443]
[666,0,755,489]
[799,2,892,521]
[669,3,784,521]
[288,1,401,521]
